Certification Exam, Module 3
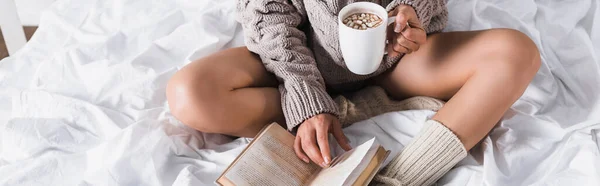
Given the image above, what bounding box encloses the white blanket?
[1,0,599,185]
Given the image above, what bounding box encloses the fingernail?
[303,157,309,163]
[324,156,331,165]
[394,24,402,33]
[321,162,328,167]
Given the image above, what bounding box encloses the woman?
[166,0,540,185]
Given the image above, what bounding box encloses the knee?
[481,28,541,80]
[166,59,223,133]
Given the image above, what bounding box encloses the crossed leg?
[166,48,284,137]
[375,28,541,150]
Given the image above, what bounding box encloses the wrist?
[292,112,338,133]
[281,81,339,131]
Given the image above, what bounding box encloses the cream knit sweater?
[236,0,448,130]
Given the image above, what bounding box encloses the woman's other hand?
[294,113,352,168]
[386,5,427,58]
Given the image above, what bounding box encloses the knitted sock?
[371,120,468,186]
[334,86,444,127]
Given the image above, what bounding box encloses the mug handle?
[387,16,397,26]
[385,16,396,47]
[387,16,411,28]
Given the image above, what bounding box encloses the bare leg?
[376,28,541,150]
[166,47,285,137]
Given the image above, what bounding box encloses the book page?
[352,147,390,186]
[224,124,320,186]
[307,138,378,186]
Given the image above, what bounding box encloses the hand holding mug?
[386,5,427,58]
[338,2,425,75]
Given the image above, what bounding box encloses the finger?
[398,6,423,29]
[302,130,325,167]
[394,12,409,33]
[294,135,310,163]
[397,35,419,53]
[392,39,410,54]
[386,43,402,58]
[315,124,332,167]
[331,120,352,151]
[403,28,427,45]
[407,14,423,30]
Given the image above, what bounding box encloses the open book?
[217,123,390,186]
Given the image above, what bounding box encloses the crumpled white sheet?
[0,0,599,185]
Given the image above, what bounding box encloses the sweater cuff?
[386,0,432,28]
[280,81,339,131]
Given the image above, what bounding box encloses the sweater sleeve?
[386,0,449,33]
[236,0,338,130]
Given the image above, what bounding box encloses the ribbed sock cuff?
[375,120,467,186]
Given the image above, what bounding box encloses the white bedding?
[1,0,599,185]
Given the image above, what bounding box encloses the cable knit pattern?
[237,0,447,130]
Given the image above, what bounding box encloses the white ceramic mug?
[338,2,396,75]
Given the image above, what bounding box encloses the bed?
[1,0,599,185]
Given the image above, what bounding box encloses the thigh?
[177,47,278,90]
[374,29,529,100]
[167,47,284,136]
